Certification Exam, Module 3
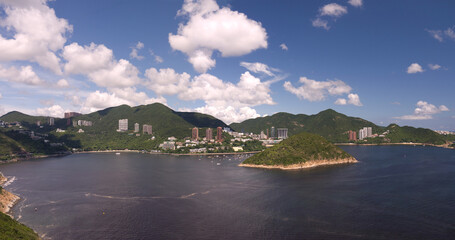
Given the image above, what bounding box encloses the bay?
[1,146,454,239]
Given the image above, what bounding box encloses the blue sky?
[0,0,454,130]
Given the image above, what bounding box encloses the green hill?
[0,212,39,239]
[385,124,445,145]
[241,132,356,168]
[230,109,379,142]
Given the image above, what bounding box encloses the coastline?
[0,173,20,214]
[334,142,454,149]
[239,157,358,170]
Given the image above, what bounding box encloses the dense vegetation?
[230,109,380,142]
[231,109,447,144]
[243,132,353,166]
[0,212,39,239]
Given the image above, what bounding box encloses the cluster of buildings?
[191,127,223,142]
[348,127,391,141]
[434,130,455,135]
[117,119,153,135]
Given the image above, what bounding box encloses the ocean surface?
[1,146,455,239]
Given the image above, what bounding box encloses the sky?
[0,0,454,130]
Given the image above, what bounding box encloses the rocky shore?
[0,173,20,214]
[239,157,358,170]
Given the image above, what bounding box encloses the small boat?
[216,163,221,166]
[115,153,121,155]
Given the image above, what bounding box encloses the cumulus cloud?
[312,18,330,30]
[144,68,191,96]
[280,43,288,51]
[428,64,441,70]
[407,63,424,74]
[348,0,363,7]
[194,105,260,124]
[149,50,163,63]
[169,0,268,73]
[56,79,69,88]
[80,89,167,113]
[283,77,352,102]
[35,104,66,117]
[319,3,348,17]
[395,101,449,120]
[62,42,141,88]
[335,98,347,105]
[347,93,362,106]
[130,41,144,60]
[0,64,44,85]
[0,0,72,74]
[240,62,276,77]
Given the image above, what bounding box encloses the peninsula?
[240,132,357,170]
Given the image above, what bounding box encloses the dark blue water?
[1,146,454,239]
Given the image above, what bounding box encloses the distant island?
[240,132,357,170]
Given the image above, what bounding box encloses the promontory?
[239,132,357,170]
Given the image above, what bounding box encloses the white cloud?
[130,41,144,60]
[320,3,348,17]
[426,29,443,42]
[335,98,347,105]
[428,64,441,70]
[144,68,191,96]
[283,77,352,101]
[240,62,275,76]
[169,0,268,73]
[149,50,163,63]
[62,42,113,75]
[80,89,166,114]
[0,0,72,74]
[62,43,141,88]
[426,26,455,42]
[407,63,424,74]
[445,27,455,40]
[280,43,288,51]
[56,79,69,88]
[0,64,44,85]
[312,18,330,30]
[348,0,363,7]
[194,105,260,124]
[0,92,2,99]
[35,104,66,118]
[347,93,362,106]
[395,101,449,120]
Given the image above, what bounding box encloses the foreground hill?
[0,212,39,239]
[240,132,357,170]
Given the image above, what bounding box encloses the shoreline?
[0,173,20,215]
[334,142,454,149]
[239,157,358,170]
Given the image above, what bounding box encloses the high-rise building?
[134,123,139,132]
[49,117,54,126]
[217,127,223,142]
[64,112,81,118]
[348,130,357,141]
[367,127,372,138]
[359,127,373,140]
[143,124,153,135]
[118,119,128,131]
[277,128,288,139]
[260,131,267,140]
[192,127,199,141]
[206,128,213,141]
[271,126,276,138]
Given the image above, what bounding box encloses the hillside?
[231,109,379,142]
[385,124,445,145]
[0,212,39,239]
[240,132,357,169]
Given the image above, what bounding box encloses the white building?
[359,127,373,140]
[134,123,139,132]
[118,119,128,131]
[277,128,288,139]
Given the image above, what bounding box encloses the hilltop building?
[118,119,128,131]
[277,128,288,139]
[76,120,92,127]
[217,126,223,142]
[192,127,199,141]
[206,128,213,141]
[348,130,357,141]
[143,124,153,135]
[134,123,139,132]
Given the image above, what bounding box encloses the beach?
[239,157,358,170]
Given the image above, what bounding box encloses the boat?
[216,163,221,166]
[115,153,121,155]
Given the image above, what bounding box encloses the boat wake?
[85,190,211,201]
[2,176,16,187]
